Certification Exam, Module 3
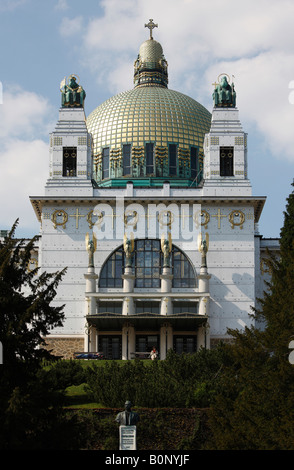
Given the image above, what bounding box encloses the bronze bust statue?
[115,401,139,426]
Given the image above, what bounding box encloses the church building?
[30,20,279,360]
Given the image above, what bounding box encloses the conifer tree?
[205,184,294,450]
[0,221,69,449]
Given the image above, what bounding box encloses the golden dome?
[86,34,211,187]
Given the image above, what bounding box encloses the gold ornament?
[51,210,68,229]
[229,210,245,229]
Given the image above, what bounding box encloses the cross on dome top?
[145,19,158,39]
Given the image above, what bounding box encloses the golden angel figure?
[85,232,97,267]
[198,232,209,268]
[161,232,172,267]
[123,232,134,267]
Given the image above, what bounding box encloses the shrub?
[85,348,224,408]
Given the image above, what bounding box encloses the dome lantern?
[134,20,168,88]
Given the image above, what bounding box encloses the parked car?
[73,352,104,360]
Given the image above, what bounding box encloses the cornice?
[30,195,266,223]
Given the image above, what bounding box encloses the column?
[160,323,173,360]
[197,323,210,350]
[84,266,98,315]
[197,246,211,348]
[122,323,135,360]
[84,265,98,352]
[197,257,211,316]
[87,325,97,353]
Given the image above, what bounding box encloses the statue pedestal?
[119,426,137,450]
[84,268,98,293]
[198,265,211,293]
[84,269,98,316]
[160,297,173,315]
[122,267,135,292]
[160,267,173,293]
[122,297,134,315]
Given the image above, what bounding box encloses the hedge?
[69,407,210,450]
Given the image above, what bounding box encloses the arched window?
[99,239,196,288]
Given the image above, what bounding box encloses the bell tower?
[203,74,251,197]
[45,75,93,197]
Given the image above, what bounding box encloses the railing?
[130,351,160,359]
[96,311,199,316]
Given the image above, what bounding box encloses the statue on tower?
[161,232,172,268]
[60,74,86,108]
[85,232,97,268]
[198,232,209,269]
[123,233,135,267]
[213,74,236,108]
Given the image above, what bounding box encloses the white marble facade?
[28,99,276,360]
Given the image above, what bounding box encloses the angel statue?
[161,232,172,268]
[198,232,209,268]
[85,232,97,267]
[123,233,134,267]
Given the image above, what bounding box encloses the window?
[99,336,121,359]
[135,239,161,288]
[169,144,177,176]
[173,302,198,314]
[135,301,160,314]
[102,147,109,179]
[173,336,197,354]
[146,143,154,175]
[63,147,77,177]
[220,146,234,176]
[123,144,131,176]
[99,248,124,288]
[98,302,122,314]
[190,147,198,181]
[98,239,196,289]
[136,335,159,352]
[172,248,196,288]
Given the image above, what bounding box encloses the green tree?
[205,184,294,450]
[0,221,75,449]
[86,348,224,408]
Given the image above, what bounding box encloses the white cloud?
[204,51,294,160]
[59,16,83,37]
[0,86,52,139]
[54,0,68,11]
[0,139,48,236]
[0,87,53,237]
[0,0,27,12]
[73,0,294,162]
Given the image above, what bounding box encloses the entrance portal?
[99,336,122,359]
[136,335,159,355]
[173,336,197,354]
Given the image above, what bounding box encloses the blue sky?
[1,0,294,239]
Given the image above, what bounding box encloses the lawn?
[54,359,159,409]
[64,383,102,408]
[63,359,144,408]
